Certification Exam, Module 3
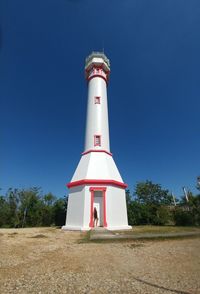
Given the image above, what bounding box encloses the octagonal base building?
[62,52,131,231]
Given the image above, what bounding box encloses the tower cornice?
[85,52,110,83]
[67,179,128,189]
[82,149,113,156]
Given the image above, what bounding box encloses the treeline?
[127,181,200,226]
[0,187,67,228]
[0,181,200,228]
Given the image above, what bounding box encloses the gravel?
[0,227,200,294]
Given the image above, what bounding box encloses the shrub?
[173,209,195,226]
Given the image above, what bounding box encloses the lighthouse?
[62,52,131,231]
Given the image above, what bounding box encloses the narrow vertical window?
[95,96,100,104]
[94,135,101,146]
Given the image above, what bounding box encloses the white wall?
[63,184,131,231]
[82,186,91,228]
[65,186,85,228]
[106,186,129,228]
[84,76,110,152]
[71,152,123,182]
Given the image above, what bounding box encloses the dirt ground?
[0,227,200,294]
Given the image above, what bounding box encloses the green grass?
[113,225,200,235]
[77,230,91,243]
[78,226,200,243]
[89,235,200,244]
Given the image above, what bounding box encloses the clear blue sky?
[0,0,199,198]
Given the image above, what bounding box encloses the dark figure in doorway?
[94,207,98,227]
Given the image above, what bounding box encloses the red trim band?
[87,74,108,83]
[89,187,107,191]
[85,64,110,74]
[82,149,113,156]
[67,179,127,189]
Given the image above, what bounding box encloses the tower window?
[94,135,101,146]
[95,96,101,104]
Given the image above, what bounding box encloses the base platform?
[62,225,132,231]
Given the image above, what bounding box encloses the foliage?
[126,181,200,226]
[135,180,173,205]
[0,188,67,228]
[173,209,195,226]
[53,196,68,226]
[126,181,173,226]
[173,193,200,226]
[1,180,199,228]
[197,176,200,191]
[0,196,10,227]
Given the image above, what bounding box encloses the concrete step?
[90,229,200,241]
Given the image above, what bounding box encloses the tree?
[197,176,200,191]
[126,190,135,225]
[133,181,173,225]
[6,188,20,227]
[135,180,173,206]
[18,187,44,227]
[41,193,57,226]
[0,196,10,227]
[0,187,67,228]
[44,193,56,206]
[53,196,67,226]
[173,209,194,226]
[173,193,200,226]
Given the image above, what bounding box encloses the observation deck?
[85,52,110,82]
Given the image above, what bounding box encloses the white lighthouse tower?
[62,52,131,231]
